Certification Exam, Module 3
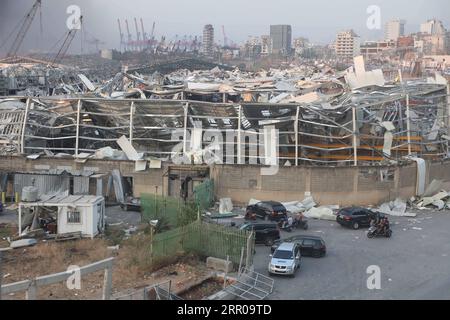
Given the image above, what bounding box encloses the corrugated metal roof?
[22,194,103,206]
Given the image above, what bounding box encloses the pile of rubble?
[378,181,450,217]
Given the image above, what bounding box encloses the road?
[252,211,450,299]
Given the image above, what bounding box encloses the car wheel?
[352,222,359,230]
[265,238,274,246]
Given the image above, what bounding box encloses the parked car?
[271,235,326,258]
[239,221,280,246]
[245,201,287,222]
[268,242,301,277]
[336,207,378,230]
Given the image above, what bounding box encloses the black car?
[336,207,378,229]
[271,235,326,258]
[239,221,280,246]
[245,201,287,222]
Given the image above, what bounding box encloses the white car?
[268,242,301,277]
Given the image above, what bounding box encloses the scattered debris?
[219,198,233,214]
[304,207,336,221]
[10,238,37,249]
[378,198,416,217]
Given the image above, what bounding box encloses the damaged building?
[1,56,450,206]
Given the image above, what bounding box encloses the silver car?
[268,242,301,277]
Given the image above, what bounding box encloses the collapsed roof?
[1,56,448,166]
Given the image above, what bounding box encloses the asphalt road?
[252,211,450,300]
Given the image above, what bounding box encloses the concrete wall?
[209,161,449,206]
[210,164,403,206]
[2,155,450,206]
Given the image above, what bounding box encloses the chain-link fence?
[193,178,214,212]
[141,179,214,228]
[141,193,188,228]
[149,220,254,269]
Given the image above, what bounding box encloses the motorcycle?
[367,225,392,238]
[277,217,293,232]
[292,217,308,230]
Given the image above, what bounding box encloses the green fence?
[141,194,195,228]
[141,179,214,228]
[151,220,254,267]
[193,179,214,212]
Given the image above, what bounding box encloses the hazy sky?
[0,0,449,55]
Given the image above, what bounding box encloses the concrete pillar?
[102,262,113,300]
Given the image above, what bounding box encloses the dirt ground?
[0,225,211,300]
[179,278,224,300]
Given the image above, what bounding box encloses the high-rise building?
[243,36,262,59]
[293,37,309,56]
[260,35,272,56]
[385,19,405,42]
[420,19,446,35]
[270,25,292,55]
[416,19,448,55]
[335,30,360,58]
[202,24,214,56]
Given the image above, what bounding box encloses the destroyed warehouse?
[1,56,450,207]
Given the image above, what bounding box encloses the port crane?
[6,0,42,57]
[51,16,83,66]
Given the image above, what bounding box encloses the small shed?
[18,194,105,239]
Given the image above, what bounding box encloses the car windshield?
[239,224,250,230]
[273,250,293,259]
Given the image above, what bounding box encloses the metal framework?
[224,267,274,300]
[0,82,448,167]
